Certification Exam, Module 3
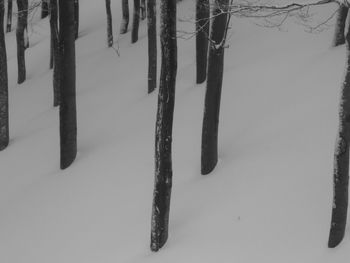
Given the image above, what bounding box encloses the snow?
[0,0,349,262]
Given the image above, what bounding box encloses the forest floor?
[0,0,349,262]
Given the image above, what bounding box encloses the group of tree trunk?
[119,0,146,42]
[150,0,233,251]
[1,0,350,252]
[149,0,350,252]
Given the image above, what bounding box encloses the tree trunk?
[0,0,9,150]
[120,0,129,34]
[6,0,12,33]
[16,0,28,84]
[196,0,209,84]
[201,0,230,175]
[41,0,49,18]
[150,0,177,252]
[131,0,140,43]
[59,0,77,169]
[328,18,350,248]
[333,4,348,47]
[140,0,146,20]
[105,0,113,47]
[74,0,79,39]
[147,0,157,93]
[50,0,60,106]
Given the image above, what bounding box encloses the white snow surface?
[0,0,349,262]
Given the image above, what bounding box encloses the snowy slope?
[0,0,349,262]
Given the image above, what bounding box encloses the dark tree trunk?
[6,0,12,33]
[147,0,157,93]
[328,19,350,248]
[59,0,77,169]
[50,0,60,106]
[150,0,177,252]
[140,0,146,20]
[120,0,129,34]
[16,0,28,84]
[74,0,79,39]
[0,0,9,150]
[105,0,113,47]
[196,0,209,84]
[201,0,230,175]
[131,0,140,43]
[41,0,49,18]
[333,4,348,47]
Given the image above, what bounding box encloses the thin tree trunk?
[333,4,348,47]
[328,18,350,248]
[0,0,9,150]
[196,0,209,84]
[74,0,79,39]
[59,0,77,169]
[41,0,49,18]
[105,0,113,47]
[6,0,12,33]
[50,0,60,106]
[120,0,129,34]
[131,0,140,43]
[16,0,28,84]
[201,0,230,175]
[150,0,177,252]
[140,0,146,20]
[147,0,157,93]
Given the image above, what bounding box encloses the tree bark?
[74,0,79,39]
[328,18,350,248]
[16,0,28,84]
[50,0,60,106]
[140,0,146,20]
[105,0,113,47]
[59,0,77,169]
[6,0,12,33]
[131,0,140,43]
[150,0,177,252]
[196,0,209,84]
[201,0,230,175]
[41,0,49,19]
[120,0,129,34]
[147,0,157,93]
[333,4,348,47]
[0,0,9,150]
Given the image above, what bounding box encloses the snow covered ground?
[0,0,349,262]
